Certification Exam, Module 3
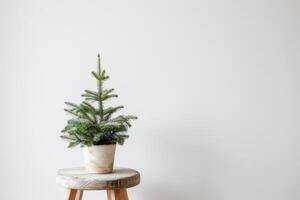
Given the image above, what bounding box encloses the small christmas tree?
[61,54,137,148]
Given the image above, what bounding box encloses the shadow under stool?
[56,167,140,200]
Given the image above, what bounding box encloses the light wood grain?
[56,167,140,190]
[107,189,128,200]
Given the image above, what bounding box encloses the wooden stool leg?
[75,190,83,200]
[66,189,77,200]
[66,189,83,200]
[107,189,128,200]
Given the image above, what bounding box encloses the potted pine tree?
[61,54,137,174]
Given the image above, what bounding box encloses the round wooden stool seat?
[56,167,140,190]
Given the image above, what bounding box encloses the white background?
[0,0,299,199]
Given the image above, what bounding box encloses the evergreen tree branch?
[97,54,104,122]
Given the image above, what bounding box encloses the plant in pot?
[60,54,137,174]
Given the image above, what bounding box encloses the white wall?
[0,0,299,199]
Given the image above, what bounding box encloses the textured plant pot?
[83,144,116,174]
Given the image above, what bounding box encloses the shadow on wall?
[138,127,224,200]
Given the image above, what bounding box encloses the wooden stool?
[56,167,140,200]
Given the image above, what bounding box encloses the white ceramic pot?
[82,144,116,174]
